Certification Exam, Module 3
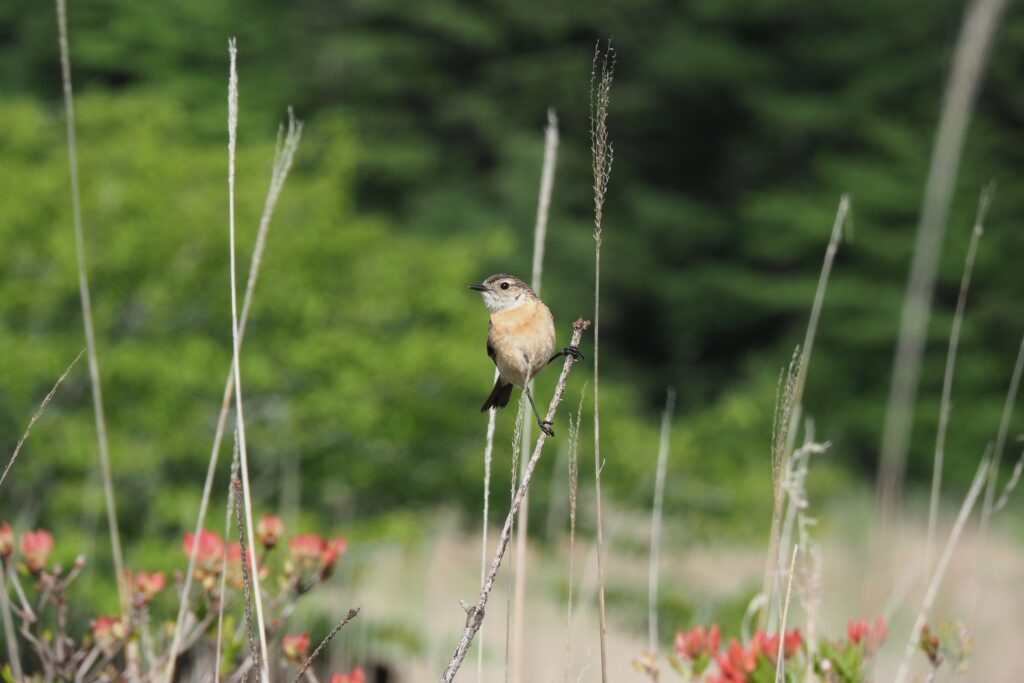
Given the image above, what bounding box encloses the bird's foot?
[538,419,555,437]
[562,345,584,361]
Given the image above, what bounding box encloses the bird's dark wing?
[486,321,498,366]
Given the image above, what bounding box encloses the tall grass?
[877,0,1010,511]
[589,41,615,683]
[647,388,676,653]
[55,0,130,619]
[225,39,271,680]
[509,107,560,683]
[925,185,991,570]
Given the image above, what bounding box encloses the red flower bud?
[182,529,225,571]
[257,514,284,549]
[134,571,166,602]
[330,668,366,683]
[0,522,13,558]
[20,530,53,574]
[282,632,310,665]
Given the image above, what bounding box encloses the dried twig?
[55,0,130,618]
[291,608,361,683]
[564,388,585,683]
[774,545,799,683]
[589,40,615,683]
[440,320,590,683]
[0,350,84,490]
[926,184,991,569]
[0,561,23,682]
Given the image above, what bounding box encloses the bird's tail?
[480,378,514,412]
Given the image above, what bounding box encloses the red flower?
[20,530,53,573]
[282,632,310,665]
[91,615,127,647]
[676,624,721,660]
[289,534,324,567]
[330,668,366,683]
[257,514,284,549]
[848,616,887,650]
[320,537,348,573]
[134,571,166,601]
[182,529,224,570]
[0,522,13,558]
[783,628,803,659]
[716,638,757,683]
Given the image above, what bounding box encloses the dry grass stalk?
[477,372,498,683]
[0,350,84,490]
[759,349,800,630]
[647,387,676,653]
[878,0,1010,511]
[214,437,242,683]
[510,107,560,683]
[233,477,263,683]
[979,332,1024,529]
[167,109,302,683]
[54,0,130,619]
[0,561,23,681]
[564,388,586,683]
[440,320,589,683]
[774,545,799,683]
[505,398,526,683]
[589,40,615,683]
[893,450,991,683]
[926,184,992,569]
[225,39,271,680]
[993,444,1023,512]
[291,608,362,683]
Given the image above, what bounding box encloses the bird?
[469,273,582,436]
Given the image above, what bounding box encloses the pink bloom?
[676,624,721,660]
[0,522,13,558]
[20,530,53,573]
[134,571,166,601]
[716,638,756,683]
[289,534,324,566]
[282,632,310,664]
[849,616,887,650]
[783,628,803,659]
[330,668,366,683]
[257,514,284,549]
[320,537,348,573]
[182,529,224,570]
[91,615,127,647]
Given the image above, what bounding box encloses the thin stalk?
[893,451,991,683]
[0,350,84,491]
[510,107,559,683]
[647,388,676,652]
[440,320,589,683]
[166,108,302,682]
[55,0,130,617]
[477,379,497,683]
[774,545,798,683]
[878,0,1010,510]
[980,332,1024,530]
[564,389,585,683]
[589,41,615,683]
[0,561,23,682]
[926,185,991,570]
[214,440,242,683]
[226,39,270,681]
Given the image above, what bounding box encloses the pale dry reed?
[647,388,676,652]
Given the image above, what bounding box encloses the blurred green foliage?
[0,0,1023,615]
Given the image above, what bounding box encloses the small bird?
[469,273,582,436]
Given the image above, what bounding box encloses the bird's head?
[468,274,534,313]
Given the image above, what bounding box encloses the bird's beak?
[468,284,487,292]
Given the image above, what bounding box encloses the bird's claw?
[538,420,555,437]
[563,345,584,361]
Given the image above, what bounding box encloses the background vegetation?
[1,0,1022,621]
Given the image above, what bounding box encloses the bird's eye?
[500,282,510,290]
